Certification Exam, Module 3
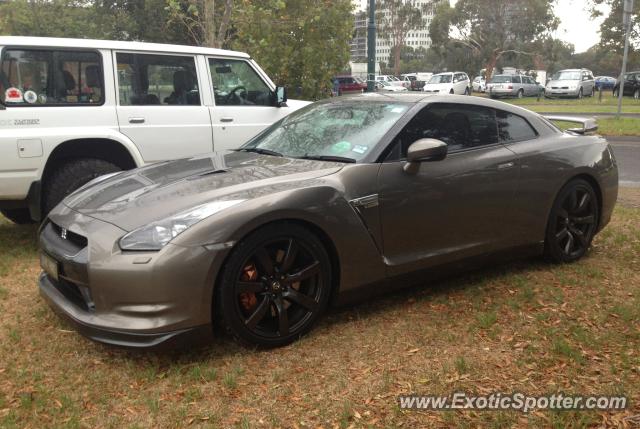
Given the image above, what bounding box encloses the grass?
[0,202,639,427]
[478,92,640,112]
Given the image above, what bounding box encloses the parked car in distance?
[423,72,470,95]
[38,93,618,349]
[334,76,367,95]
[472,76,486,92]
[612,71,640,99]
[401,73,433,91]
[0,36,308,224]
[376,81,408,92]
[375,75,405,87]
[487,74,541,99]
[594,76,616,92]
[545,69,595,98]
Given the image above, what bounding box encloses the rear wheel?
[544,179,599,263]
[0,208,35,224]
[517,89,524,99]
[613,88,619,97]
[449,88,454,94]
[464,87,470,95]
[217,223,332,347]
[43,158,121,215]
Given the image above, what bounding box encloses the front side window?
[387,103,499,159]
[0,49,103,106]
[209,58,273,106]
[497,110,537,142]
[116,53,200,106]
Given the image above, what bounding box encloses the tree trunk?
[216,0,233,48]
[203,0,217,47]
[485,48,501,81]
[394,44,402,76]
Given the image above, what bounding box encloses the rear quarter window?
[1,48,104,106]
[497,110,538,142]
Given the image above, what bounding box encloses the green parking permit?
[331,141,352,154]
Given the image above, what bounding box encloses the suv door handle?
[220,117,234,123]
[497,161,515,170]
[128,117,145,124]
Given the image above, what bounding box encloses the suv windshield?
[243,100,411,162]
[551,71,581,80]
[428,74,452,84]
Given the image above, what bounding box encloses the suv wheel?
[634,89,640,99]
[43,158,120,215]
[517,89,524,99]
[577,88,583,99]
[0,208,35,224]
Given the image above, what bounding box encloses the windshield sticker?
[5,87,23,103]
[24,90,37,104]
[331,141,352,154]
[352,145,368,154]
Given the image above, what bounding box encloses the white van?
[0,37,309,223]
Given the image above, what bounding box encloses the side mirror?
[274,86,287,107]
[404,138,448,173]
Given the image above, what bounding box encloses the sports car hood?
[62,152,344,231]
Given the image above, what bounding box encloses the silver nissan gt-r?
[38,94,618,348]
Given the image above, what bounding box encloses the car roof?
[0,36,250,58]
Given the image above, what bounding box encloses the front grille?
[50,222,88,249]
[50,276,93,311]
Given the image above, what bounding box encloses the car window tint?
[387,103,499,159]
[117,53,199,106]
[209,58,272,107]
[496,110,537,142]
[1,49,103,106]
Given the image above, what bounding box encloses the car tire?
[0,208,35,224]
[464,87,470,95]
[613,88,619,97]
[634,89,640,100]
[577,88,583,99]
[449,89,454,94]
[544,179,599,264]
[217,222,332,347]
[517,89,524,99]
[43,158,121,215]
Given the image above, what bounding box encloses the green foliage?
[232,0,354,100]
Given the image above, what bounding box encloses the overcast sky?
[552,0,610,52]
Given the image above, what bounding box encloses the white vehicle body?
[472,76,486,92]
[375,75,405,87]
[0,36,309,221]
[377,81,408,92]
[423,72,470,95]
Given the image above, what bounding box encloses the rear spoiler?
[543,115,598,135]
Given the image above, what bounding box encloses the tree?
[375,0,430,76]
[232,0,354,100]
[430,0,558,78]
[165,0,235,47]
[589,0,640,52]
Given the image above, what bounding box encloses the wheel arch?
[548,172,603,231]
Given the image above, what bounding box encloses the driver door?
[377,103,520,276]
[207,57,286,152]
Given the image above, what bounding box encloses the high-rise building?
[350,0,446,65]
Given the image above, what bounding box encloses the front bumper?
[38,204,222,348]
[545,88,580,97]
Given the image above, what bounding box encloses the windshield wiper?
[298,154,356,163]
[235,147,283,157]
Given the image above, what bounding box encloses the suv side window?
[209,58,273,106]
[0,49,103,106]
[386,103,499,160]
[116,53,200,106]
[496,110,537,142]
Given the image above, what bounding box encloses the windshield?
[551,71,581,80]
[243,100,411,162]
[428,74,452,84]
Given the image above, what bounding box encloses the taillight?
[507,85,513,89]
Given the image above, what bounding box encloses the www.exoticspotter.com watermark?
[398,393,628,413]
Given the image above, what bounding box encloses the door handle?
[128,117,145,124]
[220,117,234,123]
[497,161,515,170]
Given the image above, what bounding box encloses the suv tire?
[43,158,121,215]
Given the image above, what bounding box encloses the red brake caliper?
[239,263,258,312]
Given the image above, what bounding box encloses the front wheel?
[464,87,470,95]
[217,223,332,347]
[613,88,619,97]
[634,89,639,100]
[577,88,583,99]
[544,179,599,263]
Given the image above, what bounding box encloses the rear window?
[0,49,103,106]
[490,76,512,83]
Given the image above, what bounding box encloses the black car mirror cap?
[404,138,448,173]
[274,86,288,107]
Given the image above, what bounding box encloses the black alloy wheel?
[218,223,331,347]
[545,179,599,263]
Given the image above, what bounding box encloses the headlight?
[119,199,245,251]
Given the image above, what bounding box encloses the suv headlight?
[119,199,244,251]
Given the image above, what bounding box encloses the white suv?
[0,37,309,223]
[423,72,471,95]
